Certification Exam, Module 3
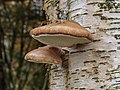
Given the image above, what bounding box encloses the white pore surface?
[32,34,91,47]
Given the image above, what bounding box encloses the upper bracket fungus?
[30,20,93,47]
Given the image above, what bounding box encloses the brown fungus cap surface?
[25,46,62,64]
[30,21,93,47]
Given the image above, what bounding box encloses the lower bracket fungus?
[25,46,63,64]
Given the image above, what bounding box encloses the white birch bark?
[44,0,68,90]
[44,0,120,89]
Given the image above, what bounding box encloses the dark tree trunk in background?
[0,27,6,90]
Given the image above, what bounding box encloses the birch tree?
[36,0,120,89]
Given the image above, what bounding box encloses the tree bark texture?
[44,0,120,90]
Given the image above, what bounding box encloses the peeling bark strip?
[43,0,120,90]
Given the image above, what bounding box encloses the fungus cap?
[30,21,93,47]
[25,46,62,64]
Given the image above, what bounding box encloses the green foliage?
[0,0,48,90]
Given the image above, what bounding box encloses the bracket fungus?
[30,20,93,47]
[25,46,63,64]
[25,20,93,65]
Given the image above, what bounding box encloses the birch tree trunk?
[44,0,120,89]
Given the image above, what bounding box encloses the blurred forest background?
[0,0,120,90]
[0,0,48,90]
